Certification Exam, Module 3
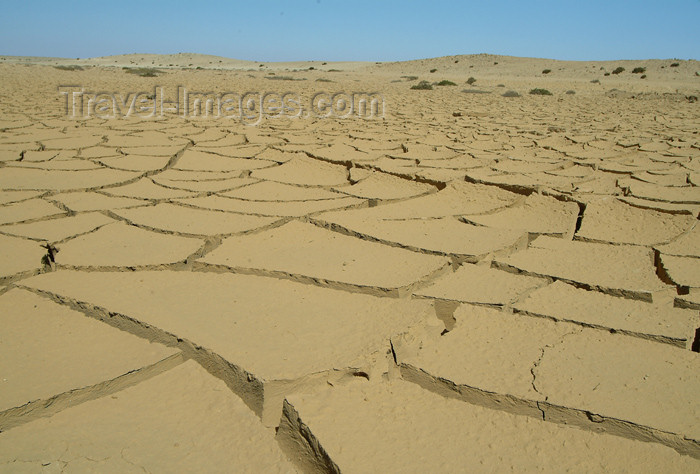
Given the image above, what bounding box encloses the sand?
[0,53,698,472]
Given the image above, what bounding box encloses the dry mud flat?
[0,56,699,472]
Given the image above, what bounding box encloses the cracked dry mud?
[0,56,699,473]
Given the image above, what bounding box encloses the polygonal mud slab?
[151,176,256,193]
[628,180,700,204]
[97,154,173,172]
[660,254,700,288]
[393,305,573,414]
[0,168,140,191]
[657,226,700,258]
[0,234,44,280]
[0,361,297,473]
[315,215,528,260]
[0,212,114,242]
[414,263,545,306]
[534,329,700,455]
[55,222,203,268]
[619,195,700,216]
[120,145,185,157]
[495,236,670,301]
[48,191,147,212]
[199,220,449,295]
[577,197,696,245]
[332,172,435,200]
[462,193,579,238]
[0,191,42,205]
[102,177,197,200]
[394,305,700,457]
[251,156,349,186]
[0,289,179,424]
[21,270,433,425]
[0,199,64,225]
[221,180,343,201]
[114,203,279,236]
[177,194,364,217]
[322,181,520,220]
[278,379,700,473]
[174,149,274,172]
[9,159,104,171]
[514,280,698,348]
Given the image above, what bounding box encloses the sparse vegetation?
[632,67,646,74]
[328,69,341,72]
[670,62,680,67]
[502,90,520,97]
[542,69,551,74]
[466,77,477,85]
[497,84,505,87]
[430,68,437,73]
[436,80,457,86]
[604,73,610,76]
[529,88,552,95]
[54,65,83,71]
[316,78,333,82]
[612,67,625,75]
[590,79,600,84]
[641,75,647,79]
[124,67,161,77]
[265,76,305,81]
[462,89,490,94]
[401,75,418,81]
[565,90,576,95]
[411,80,433,90]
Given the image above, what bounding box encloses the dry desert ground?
[0,53,699,472]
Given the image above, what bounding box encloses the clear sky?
[1,0,698,62]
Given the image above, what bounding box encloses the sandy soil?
[0,53,699,472]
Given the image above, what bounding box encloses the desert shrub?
[565,90,576,94]
[497,84,505,87]
[612,67,625,74]
[670,62,680,67]
[265,76,305,81]
[542,69,551,74]
[591,79,601,83]
[604,73,610,76]
[430,68,437,73]
[529,88,552,95]
[124,67,161,77]
[436,80,457,86]
[54,65,83,71]
[316,78,333,82]
[462,89,490,94]
[411,80,433,90]
[632,67,646,74]
[401,75,418,81]
[328,69,341,72]
[466,77,477,85]
[641,75,647,79]
[502,90,520,97]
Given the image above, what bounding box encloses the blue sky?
[1,1,698,61]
